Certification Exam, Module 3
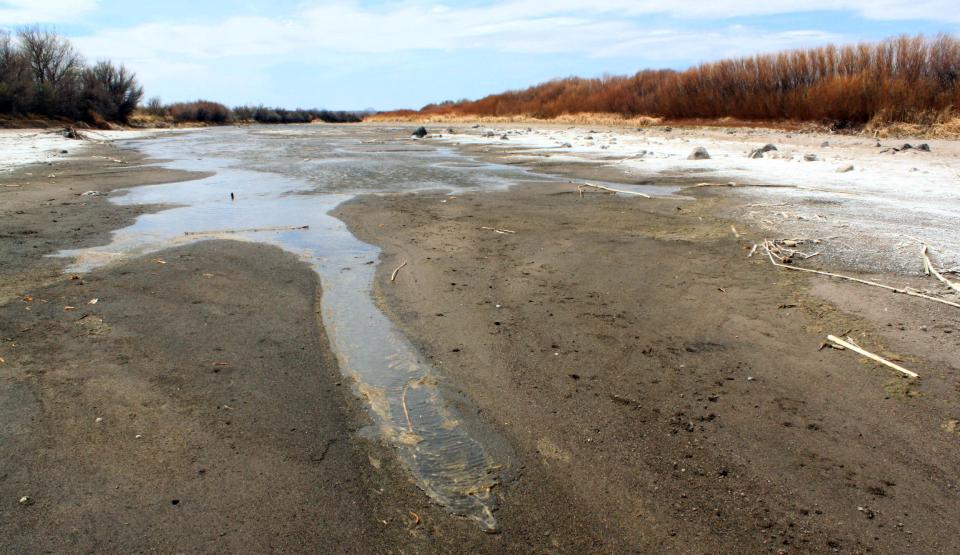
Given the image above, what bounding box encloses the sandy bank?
[336,177,960,552]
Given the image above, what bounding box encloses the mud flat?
[2,125,959,552]
[0,134,550,553]
[336,126,960,551]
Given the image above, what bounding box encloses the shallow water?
[55,124,677,530]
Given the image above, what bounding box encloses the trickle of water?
[55,125,538,531]
[57,125,680,530]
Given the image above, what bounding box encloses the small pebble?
[95,417,103,423]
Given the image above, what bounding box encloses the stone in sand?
[411,127,428,139]
[803,154,819,162]
[836,164,855,173]
[688,147,711,160]
[749,143,777,159]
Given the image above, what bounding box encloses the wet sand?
[336,180,960,552]
[2,129,959,552]
[0,148,550,553]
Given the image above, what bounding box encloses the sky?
[1,0,958,110]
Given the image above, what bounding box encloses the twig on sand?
[826,335,919,378]
[480,226,516,234]
[730,225,740,238]
[747,244,758,258]
[184,225,309,236]
[922,245,960,294]
[761,240,960,309]
[401,383,414,432]
[579,182,651,198]
[390,260,408,282]
[690,182,738,189]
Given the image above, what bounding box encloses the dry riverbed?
[2,126,960,553]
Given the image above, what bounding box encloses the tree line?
[0,27,363,126]
[410,34,960,127]
[0,26,142,124]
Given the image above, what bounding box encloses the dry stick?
[480,226,516,234]
[762,240,960,310]
[730,225,740,238]
[922,245,960,294]
[400,383,414,432]
[390,260,408,282]
[747,244,758,258]
[580,182,651,199]
[184,225,309,236]
[826,335,919,378]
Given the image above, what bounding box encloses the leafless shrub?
[401,34,960,126]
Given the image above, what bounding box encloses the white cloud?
[73,0,960,65]
[64,0,958,104]
[0,0,98,25]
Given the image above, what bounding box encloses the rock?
[18,496,33,506]
[900,143,914,151]
[820,141,830,147]
[63,126,84,140]
[60,150,68,154]
[482,131,496,138]
[664,126,672,132]
[749,143,777,159]
[500,135,509,140]
[917,143,931,152]
[411,126,427,139]
[446,128,455,134]
[836,164,855,173]
[803,154,819,162]
[688,147,710,160]
[81,190,105,197]
[559,142,572,148]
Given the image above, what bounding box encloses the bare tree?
[0,31,31,113]
[82,60,144,122]
[17,26,83,87]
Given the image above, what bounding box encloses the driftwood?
[762,240,960,309]
[579,182,651,198]
[390,260,408,282]
[826,335,919,378]
[922,245,960,294]
[480,226,516,234]
[184,225,309,236]
[401,383,414,432]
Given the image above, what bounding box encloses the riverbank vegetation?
[377,34,960,130]
[0,27,142,125]
[1,27,362,128]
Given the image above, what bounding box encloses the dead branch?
[184,225,309,236]
[762,240,960,310]
[922,245,960,294]
[390,260,408,282]
[579,182,651,198]
[401,383,414,432]
[480,226,516,234]
[826,335,919,378]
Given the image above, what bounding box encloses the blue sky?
[1,0,957,110]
